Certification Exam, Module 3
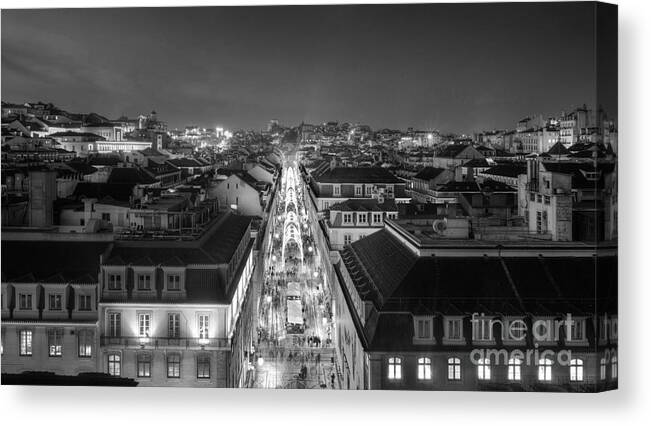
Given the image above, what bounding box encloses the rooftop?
[314,167,402,184]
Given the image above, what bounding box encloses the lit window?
[197,355,211,378]
[477,358,491,380]
[417,357,432,380]
[78,330,93,357]
[108,312,121,337]
[167,275,181,291]
[108,274,122,290]
[387,357,402,380]
[538,357,553,381]
[446,318,462,340]
[79,294,92,311]
[508,357,522,381]
[137,352,152,377]
[108,354,121,376]
[600,358,607,380]
[448,357,461,381]
[49,294,63,310]
[168,313,180,338]
[611,356,618,379]
[20,330,32,356]
[570,358,583,382]
[198,314,209,339]
[48,329,63,357]
[19,294,32,310]
[168,353,181,378]
[138,313,151,337]
[137,274,152,291]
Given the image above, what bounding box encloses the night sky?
[1,3,617,133]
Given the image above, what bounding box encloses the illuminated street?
[251,157,340,389]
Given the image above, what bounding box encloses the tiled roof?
[108,167,157,185]
[329,198,398,212]
[481,164,526,179]
[340,230,617,351]
[2,241,110,283]
[413,167,447,181]
[73,182,136,202]
[314,167,401,184]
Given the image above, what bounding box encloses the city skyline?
[1,3,616,133]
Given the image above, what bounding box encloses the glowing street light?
[257,357,264,367]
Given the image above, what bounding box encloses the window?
[543,195,550,205]
[508,357,522,381]
[387,357,402,380]
[530,192,535,201]
[167,275,181,291]
[198,314,209,339]
[19,294,32,310]
[80,218,85,226]
[108,274,122,290]
[600,358,607,380]
[49,294,63,310]
[417,357,432,380]
[538,357,553,381]
[138,313,151,337]
[536,211,544,234]
[137,274,152,291]
[101,213,111,222]
[358,213,367,223]
[416,318,432,339]
[611,356,618,379]
[354,185,362,196]
[78,330,93,357]
[343,213,352,224]
[197,355,211,378]
[79,294,92,311]
[448,357,461,381]
[477,358,491,380]
[446,318,462,340]
[570,319,585,342]
[570,358,584,382]
[333,185,341,196]
[19,330,32,356]
[168,353,181,378]
[168,313,180,338]
[108,354,121,376]
[373,213,382,223]
[108,312,121,337]
[137,353,152,377]
[536,194,542,203]
[343,234,352,246]
[472,318,493,341]
[48,329,63,357]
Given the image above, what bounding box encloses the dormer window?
[413,316,434,343]
[354,185,362,196]
[472,316,493,341]
[108,274,122,290]
[48,294,63,311]
[167,274,181,291]
[19,294,33,310]
[444,318,463,341]
[333,185,341,196]
[343,213,353,224]
[137,274,152,291]
[358,213,367,224]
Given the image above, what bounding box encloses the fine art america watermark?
[468,313,618,366]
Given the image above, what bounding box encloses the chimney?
[28,170,57,227]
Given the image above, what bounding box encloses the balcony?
[100,336,230,349]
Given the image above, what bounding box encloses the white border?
[1,0,650,425]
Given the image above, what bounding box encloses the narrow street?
[250,155,339,389]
